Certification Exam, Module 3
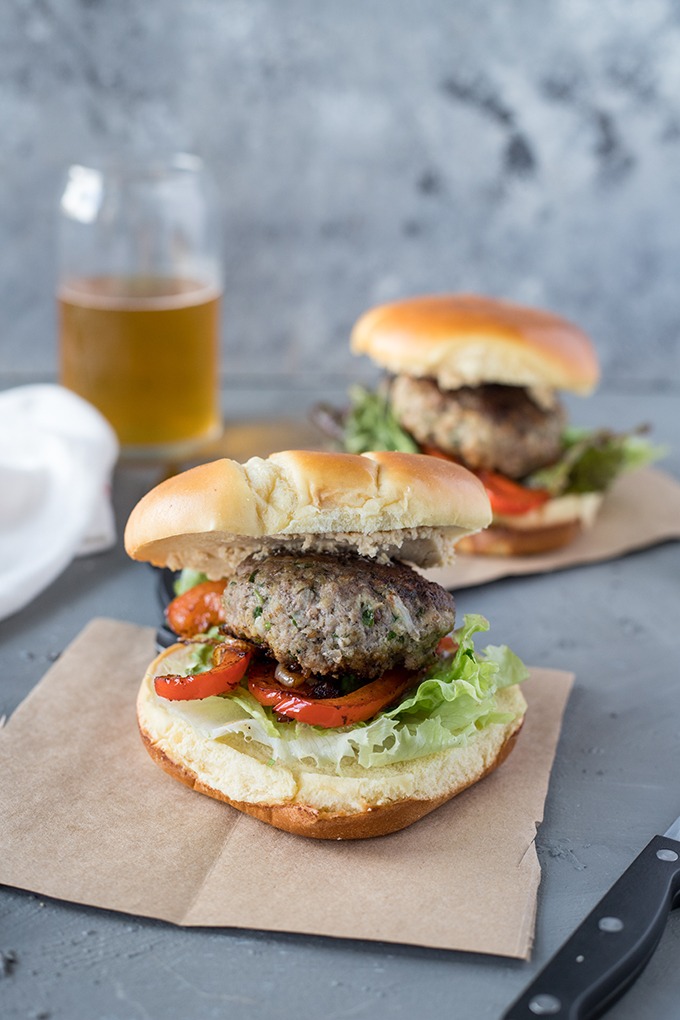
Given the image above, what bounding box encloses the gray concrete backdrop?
[2,0,680,390]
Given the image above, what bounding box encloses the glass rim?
[65,151,205,181]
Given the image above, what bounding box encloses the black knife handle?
[502,834,680,1020]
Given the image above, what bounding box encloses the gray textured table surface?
[2,387,679,1020]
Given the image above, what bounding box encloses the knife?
[502,815,680,1019]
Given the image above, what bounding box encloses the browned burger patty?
[221,552,456,679]
[390,375,566,479]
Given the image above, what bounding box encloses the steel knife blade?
[502,815,680,1019]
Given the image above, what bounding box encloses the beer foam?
[58,277,222,311]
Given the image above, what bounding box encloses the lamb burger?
[347,294,659,555]
[125,449,528,838]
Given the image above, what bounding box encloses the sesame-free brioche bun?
[124,449,492,574]
[351,293,600,395]
[137,643,526,840]
[456,491,604,556]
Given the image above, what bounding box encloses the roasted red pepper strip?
[435,635,458,655]
[420,445,551,516]
[247,661,418,728]
[154,643,253,701]
[166,580,227,638]
[475,468,551,515]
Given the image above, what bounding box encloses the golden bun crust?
[137,644,526,840]
[456,491,604,556]
[351,293,600,395]
[124,449,492,573]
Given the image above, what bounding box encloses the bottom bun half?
[137,645,527,840]
[456,491,604,557]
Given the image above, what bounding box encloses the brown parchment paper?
[0,619,573,958]
[425,467,680,590]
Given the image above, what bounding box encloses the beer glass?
[58,154,222,457]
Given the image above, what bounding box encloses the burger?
[124,449,528,839]
[340,293,660,556]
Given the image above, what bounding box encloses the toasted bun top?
[351,293,600,395]
[124,449,492,574]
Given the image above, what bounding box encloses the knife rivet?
[575,954,585,963]
[598,916,624,932]
[528,994,561,1015]
[657,848,679,862]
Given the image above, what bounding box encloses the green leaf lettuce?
[342,385,419,454]
[527,426,666,496]
[173,568,210,596]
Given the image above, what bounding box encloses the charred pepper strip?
[247,660,418,728]
[154,641,253,701]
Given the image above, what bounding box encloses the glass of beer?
[57,153,222,457]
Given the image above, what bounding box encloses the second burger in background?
[343,293,661,556]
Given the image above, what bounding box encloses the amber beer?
[59,275,222,453]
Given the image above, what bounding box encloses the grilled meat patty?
[221,552,456,679]
[390,375,566,479]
